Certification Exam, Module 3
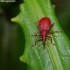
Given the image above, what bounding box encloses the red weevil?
[32,17,62,46]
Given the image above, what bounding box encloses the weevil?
[32,17,63,46]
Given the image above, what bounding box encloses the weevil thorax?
[38,17,51,45]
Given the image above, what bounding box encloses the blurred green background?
[0,0,70,70]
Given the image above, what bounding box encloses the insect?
[32,17,62,46]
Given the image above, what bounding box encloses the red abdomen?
[38,17,51,45]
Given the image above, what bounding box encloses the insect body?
[38,17,52,46]
[32,17,62,46]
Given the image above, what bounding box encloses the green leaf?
[11,0,70,70]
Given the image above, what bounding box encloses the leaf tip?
[11,18,16,22]
[19,55,26,63]
[11,16,19,23]
[20,57,24,62]
[19,4,24,9]
[53,5,55,9]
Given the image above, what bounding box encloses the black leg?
[32,36,41,47]
[51,23,54,28]
[31,32,40,36]
[49,30,63,34]
[47,35,54,45]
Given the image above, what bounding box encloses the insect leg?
[31,32,40,36]
[51,23,54,28]
[47,35,54,45]
[32,36,41,47]
[49,30,63,34]
[49,23,63,34]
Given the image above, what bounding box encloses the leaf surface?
[11,0,70,70]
